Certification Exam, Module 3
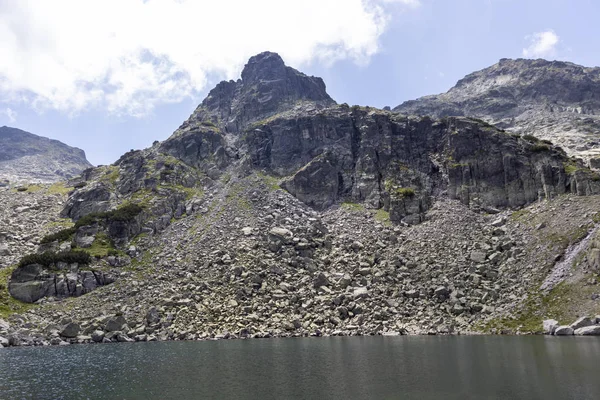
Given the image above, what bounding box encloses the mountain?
[394,58,600,164]
[0,126,93,183]
[1,53,600,346]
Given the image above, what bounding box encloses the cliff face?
[0,126,92,184]
[62,52,600,246]
[2,53,600,346]
[394,58,600,163]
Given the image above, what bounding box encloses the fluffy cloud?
[0,107,17,123]
[522,30,559,58]
[0,0,416,117]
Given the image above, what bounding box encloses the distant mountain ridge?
[0,126,92,183]
[394,58,600,163]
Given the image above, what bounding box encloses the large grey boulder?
[105,316,127,332]
[570,317,594,330]
[554,326,574,336]
[91,330,105,343]
[60,322,80,338]
[543,319,559,335]
[574,325,600,336]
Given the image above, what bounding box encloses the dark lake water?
[1,336,599,399]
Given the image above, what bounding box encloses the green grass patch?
[510,208,531,221]
[564,162,579,174]
[256,172,281,191]
[374,208,391,226]
[47,182,73,195]
[481,282,600,334]
[86,233,121,258]
[341,202,365,212]
[99,166,120,185]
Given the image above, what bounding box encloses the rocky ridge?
[0,126,92,184]
[394,58,600,164]
[1,53,600,347]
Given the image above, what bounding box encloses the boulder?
[146,307,160,325]
[0,243,9,256]
[353,287,369,299]
[313,272,330,289]
[574,325,600,336]
[60,322,80,338]
[269,227,292,240]
[434,286,450,300]
[570,317,594,331]
[470,251,487,263]
[554,326,574,336]
[91,330,105,343]
[543,319,559,335]
[105,316,127,332]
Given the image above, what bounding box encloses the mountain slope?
[0,126,92,183]
[1,53,600,346]
[394,58,600,163]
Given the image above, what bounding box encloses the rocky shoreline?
[3,314,600,349]
[544,316,600,336]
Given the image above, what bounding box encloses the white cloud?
[380,0,420,5]
[0,107,17,123]
[522,30,559,58]
[0,0,416,117]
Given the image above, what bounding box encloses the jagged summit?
[394,58,600,161]
[240,51,288,82]
[0,126,92,183]
[177,51,335,135]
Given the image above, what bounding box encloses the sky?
[0,0,599,165]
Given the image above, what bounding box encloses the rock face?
[64,54,600,227]
[394,58,600,161]
[0,126,92,183]
[8,263,115,303]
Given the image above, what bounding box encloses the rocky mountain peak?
[0,126,92,183]
[240,51,287,82]
[394,58,600,162]
[177,52,335,135]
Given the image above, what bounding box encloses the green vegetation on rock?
[40,227,76,244]
[17,250,91,268]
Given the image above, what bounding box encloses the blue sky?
[1,0,598,165]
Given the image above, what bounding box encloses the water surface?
[1,336,599,399]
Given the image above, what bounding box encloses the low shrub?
[396,187,416,197]
[18,250,91,268]
[75,203,144,228]
[531,144,550,152]
[40,228,76,244]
